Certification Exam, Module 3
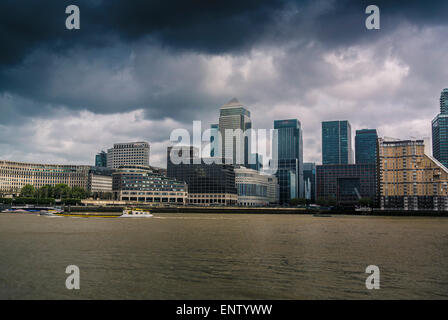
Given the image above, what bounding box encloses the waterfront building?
[355,129,378,164]
[322,120,354,165]
[303,162,316,203]
[95,151,107,167]
[378,138,448,210]
[112,165,188,205]
[274,119,304,203]
[167,146,238,205]
[218,98,252,166]
[88,167,113,194]
[0,160,90,196]
[234,166,279,206]
[432,89,448,168]
[106,142,150,169]
[316,164,376,205]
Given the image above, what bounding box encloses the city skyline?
[0,1,446,168]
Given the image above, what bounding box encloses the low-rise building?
[0,160,90,196]
[234,166,278,206]
[378,138,448,210]
[112,165,188,205]
[316,163,377,205]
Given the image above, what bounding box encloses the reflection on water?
[0,213,448,299]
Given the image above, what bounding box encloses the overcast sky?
[1,0,447,167]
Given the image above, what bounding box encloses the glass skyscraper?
[322,120,354,165]
[274,119,304,203]
[355,129,378,164]
[95,151,107,167]
[432,89,448,168]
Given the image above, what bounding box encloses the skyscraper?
[218,98,251,166]
[95,151,107,167]
[432,88,448,168]
[274,119,304,203]
[355,129,378,164]
[322,120,354,165]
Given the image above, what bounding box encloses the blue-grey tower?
[432,89,448,168]
[274,119,304,204]
[355,129,378,164]
[322,120,354,165]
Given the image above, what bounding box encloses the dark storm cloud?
[1,0,448,165]
[2,0,448,67]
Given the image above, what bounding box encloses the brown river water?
[0,213,447,299]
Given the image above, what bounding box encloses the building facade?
[274,119,304,204]
[167,147,238,205]
[322,120,354,165]
[432,89,448,168]
[88,167,113,195]
[316,164,376,205]
[107,142,150,169]
[378,138,448,210]
[303,162,316,203]
[112,165,188,205]
[0,160,90,195]
[234,167,279,206]
[218,98,252,166]
[355,129,378,164]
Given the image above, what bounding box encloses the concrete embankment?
[64,206,448,217]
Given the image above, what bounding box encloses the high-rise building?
[432,89,448,168]
[378,138,448,210]
[95,151,107,167]
[106,142,150,169]
[218,98,252,166]
[322,120,354,165]
[355,129,378,164]
[274,119,304,203]
[303,162,316,203]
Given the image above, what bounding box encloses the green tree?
[53,184,71,199]
[20,184,35,198]
[37,185,54,198]
[71,186,88,199]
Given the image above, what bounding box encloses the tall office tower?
[210,124,219,158]
[274,119,304,203]
[218,98,252,166]
[303,162,316,203]
[432,88,448,168]
[355,129,378,164]
[322,120,354,165]
[95,151,107,167]
[106,142,150,169]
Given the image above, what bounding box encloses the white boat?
[120,208,153,218]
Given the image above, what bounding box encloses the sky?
[1,0,448,168]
